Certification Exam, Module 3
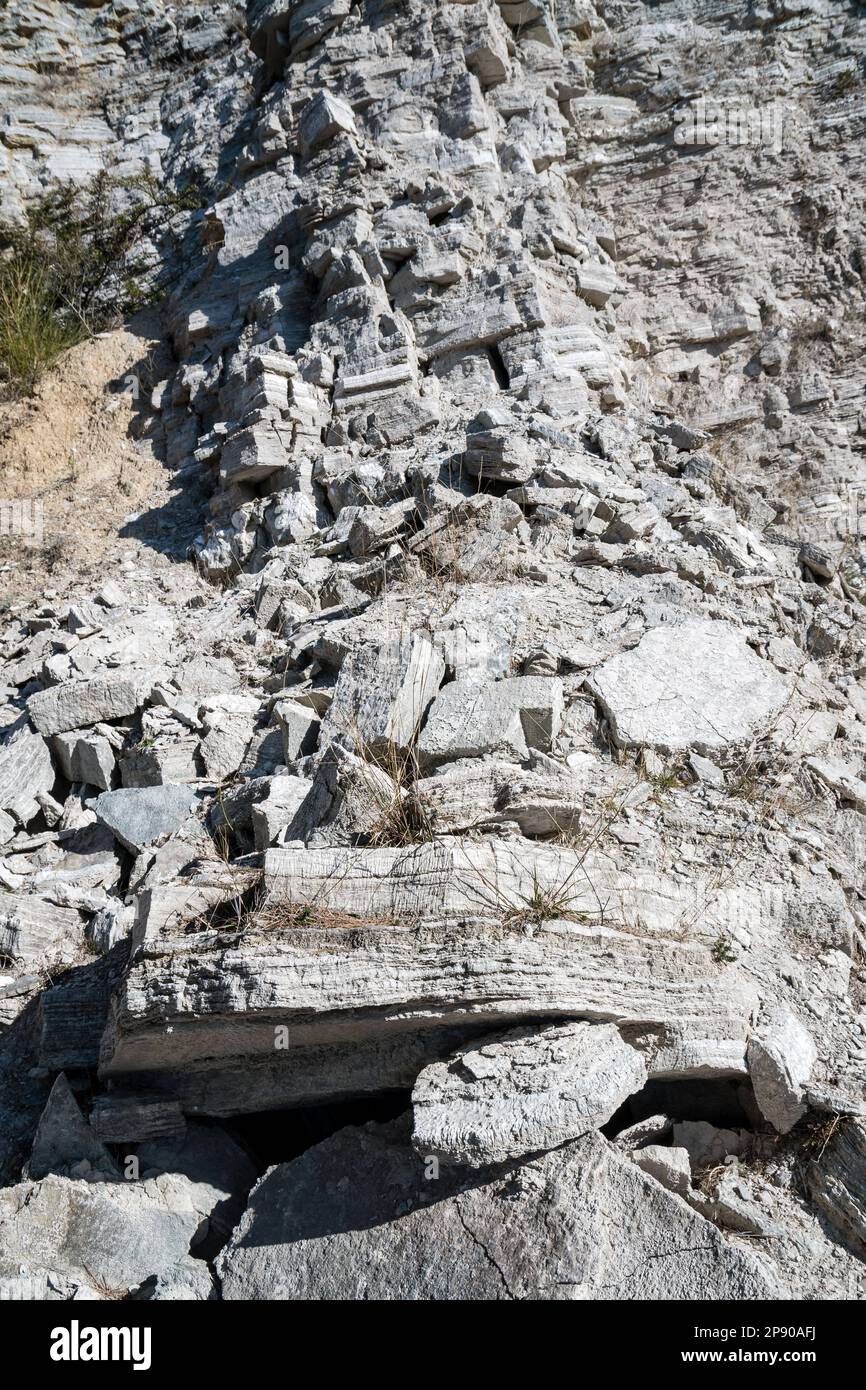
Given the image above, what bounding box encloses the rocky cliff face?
[0,0,865,1301]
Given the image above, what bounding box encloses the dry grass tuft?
[254,901,400,932]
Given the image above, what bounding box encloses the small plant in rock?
[830,66,858,99]
[346,719,436,849]
[638,750,686,800]
[797,1111,842,1162]
[0,171,202,395]
[502,868,587,928]
[712,936,738,964]
[363,747,435,848]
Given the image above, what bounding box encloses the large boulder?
[217,1119,781,1300]
[411,1021,647,1166]
[589,620,790,754]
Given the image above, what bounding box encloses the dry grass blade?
[254,901,399,932]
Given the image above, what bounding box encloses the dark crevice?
[603,1076,758,1139]
[225,1091,411,1169]
[487,343,510,390]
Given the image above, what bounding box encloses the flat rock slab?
[418,675,563,766]
[411,1021,647,1166]
[590,619,790,753]
[100,907,757,1112]
[27,674,147,737]
[94,785,195,853]
[217,1119,780,1300]
[0,893,84,966]
[263,838,593,920]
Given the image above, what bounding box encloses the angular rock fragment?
[90,1093,187,1143]
[298,91,357,154]
[27,675,146,736]
[631,1144,693,1198]
[53,728,116,790]
[806,757,866,813]
[411,1021,647,1167]
[0,1172,223,1301]
[251,776,312,850]
[0,893,84,967]
[747,1008,817,1134]
[590,620,790,753]
[418,675,563,766]
[273,698,320,761]
[94,785,195,854]
[27,1073,120,1181]
[320,634,445,760]
[219,425,285,483]
[0,723,55,824]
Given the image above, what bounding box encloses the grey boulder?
[217,1118,780,1300]
[411,1021,647,1167]
[94,785,195,853]
[590,620,790,754]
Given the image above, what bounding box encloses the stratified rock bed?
[0,0,865,1301]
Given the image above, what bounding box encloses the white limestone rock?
[411,1021,647,1167]
[251,776,312,850]
[298,92,357,155]
[418,675,564,767]
[632,1144,693,1198]
[590,620,791,753]
[747,1008,817,1134]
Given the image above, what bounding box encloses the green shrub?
[0,171,202,395]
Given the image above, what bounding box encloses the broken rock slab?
[631,1144,692,1198]
[0,722,55,824]
[217,1119,780,1300]
[135,1122,258,1243]
[100,884,757,1114]
[251,775,312,850]
[805,757,866,814]
[411,1021,647,1167]
[94,785,195,854]
[298,91,357,155]
[53,728,116,791]
[0,1172,220,1301]
[273,698,320,761]
[418,675,563,767]
[27,674,147,737]
[590,619,790,754]
[320,633,445,760]
[0,893,84,967]
[262,838,593,920]
[747,1008,817,1134]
